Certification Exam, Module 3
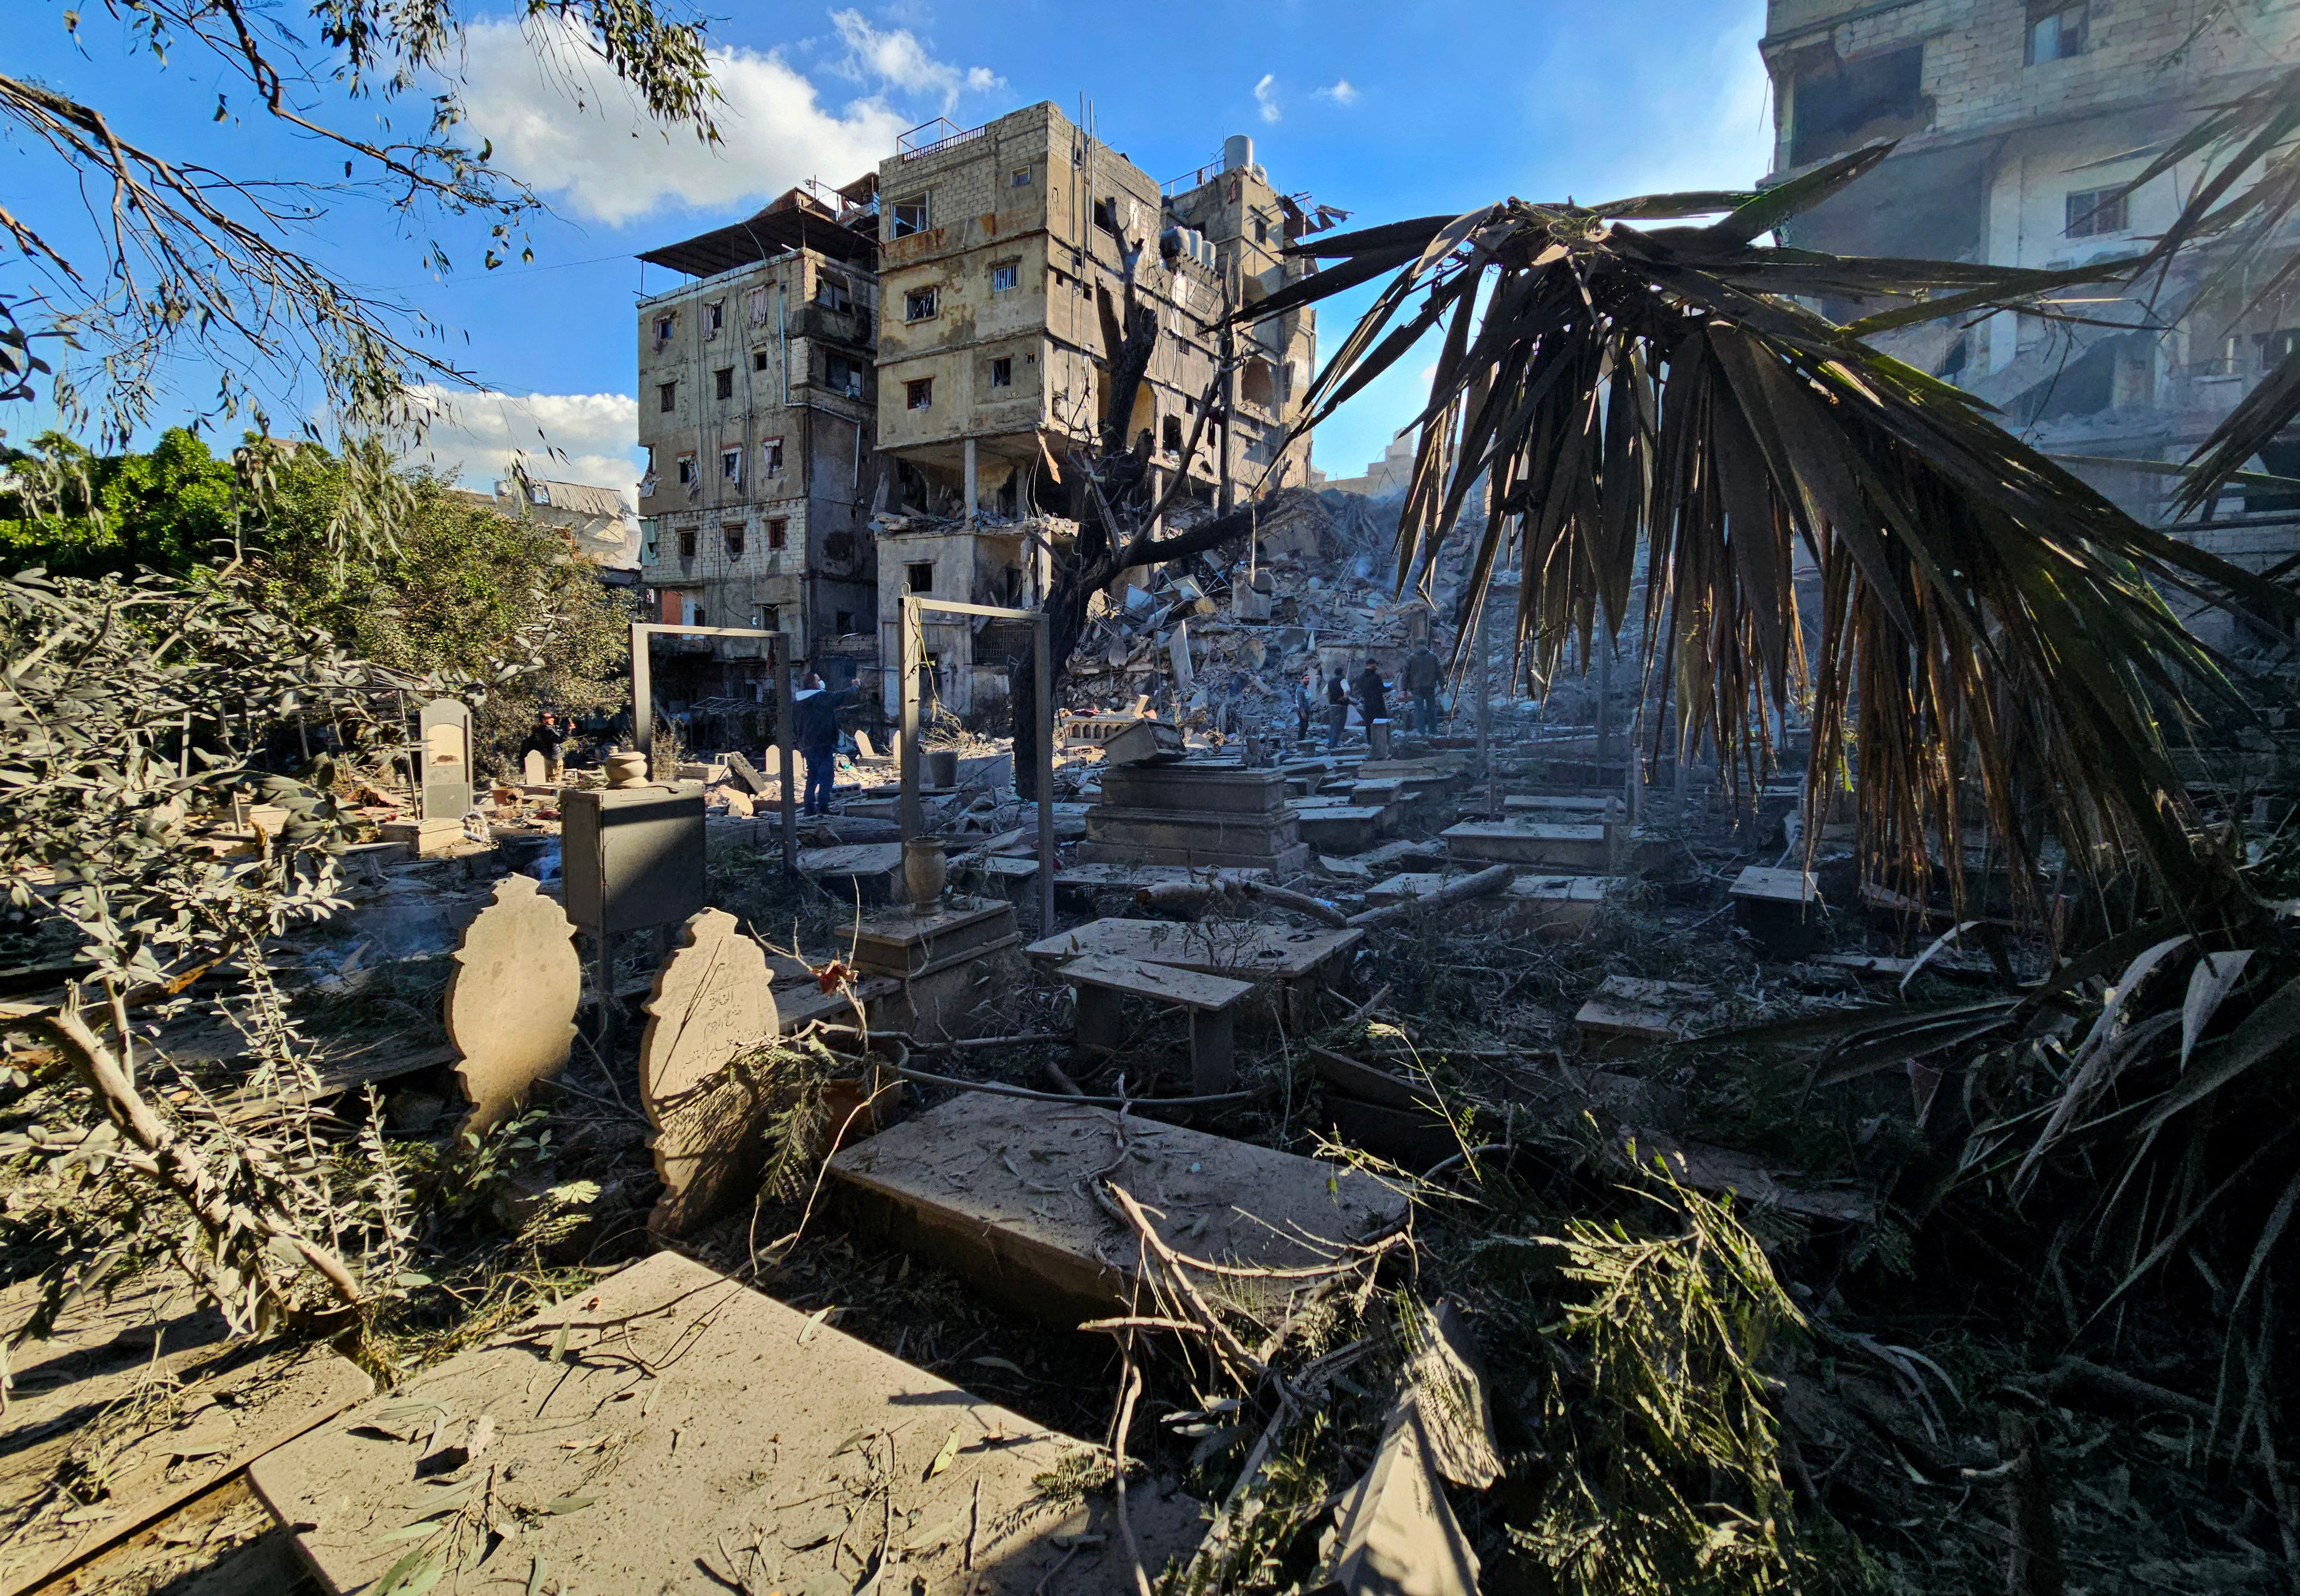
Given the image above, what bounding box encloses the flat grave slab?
[1731,865,1823,958]
[1441,820,1613,871]
[250,1252,1201,1596]
[1027,917,1362,985]
[1295,805,1389,854]
[0,1273,370,1596]
[1575,976,1713,1056]
[1055,864,1272,895]
[798,842,905,901]
[828,1094,1407,1323]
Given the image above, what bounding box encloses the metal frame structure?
[629,623,796,875]
[899,595,1053,931]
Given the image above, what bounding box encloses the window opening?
[677,527,697,558]
[2027,2,2087,63]
[2065,185,2128,237]
[892,194,930,236]
[991,357,1013,388]
[762,437,784,475]
[723,523,745,558]
[907,378,934,410]
[907,562,934,593]
[721,448,742,482]
[905,287,938,321]
[991,261,1018,292]
[753,349,769,373]
[766,517,789,550]
[658,381,677,412]
[714,366,734,400]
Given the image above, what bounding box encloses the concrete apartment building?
[1760,0,2300,645]
[633,182,883,689]
[868,103,1324,713]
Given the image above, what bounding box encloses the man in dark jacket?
[1324,670,1350,750]
[1403,644,1443,733]
[518,712,566,780]
[1354,661,1389,730]
[792,672,858,816]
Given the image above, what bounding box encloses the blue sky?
[3,0,1773,494]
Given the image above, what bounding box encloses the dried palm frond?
[1241,146,2291,912]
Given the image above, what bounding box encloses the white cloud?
[1254,74,1282,125]
[402,387,642,502]
[829,10,1002,113]
[1314,79,1360,106]
[455,12,995,227]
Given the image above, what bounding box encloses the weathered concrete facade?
[1760,1,2300,649]
[634,186,881,670]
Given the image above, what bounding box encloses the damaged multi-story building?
[867,104,1328,713]
[1761,0,2300,648]
[633,181,883,694]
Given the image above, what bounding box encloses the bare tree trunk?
[2000,1414,2064,1596]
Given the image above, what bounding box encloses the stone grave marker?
[444,874,581,1134]
[417,697,472,821]
[638,908,780,1234]
[521,749,548,785]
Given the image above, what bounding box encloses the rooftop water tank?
[1224,134,1254,174]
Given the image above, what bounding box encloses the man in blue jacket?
[792,672,859,816]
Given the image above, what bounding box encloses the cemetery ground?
[5,769,2290,1596]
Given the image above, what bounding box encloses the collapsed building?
[1764,0,2300,651]
[632,181,884,696]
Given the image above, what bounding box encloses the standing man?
[1404,643,1443,734]
[1354,658,1389,731]
[519,711,566,781]
[792,671,858,818]
[1296,670,1317,745]
[1324,668,1350,750]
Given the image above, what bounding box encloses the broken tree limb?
[1133,877,1350,929]
[38,1003,365,1325]
[2000,1413,2065,1596]
[2045,1357,2213,1423]
[1344,865,1515,931]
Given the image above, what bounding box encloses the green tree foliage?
[238,446,635,775]
[0,428,240,577]
[2,433,634,774]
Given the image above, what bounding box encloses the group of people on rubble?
[1295,643,1446,750]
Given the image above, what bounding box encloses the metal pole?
[1035,613,1055,934]
[775,640,796,876]
[899,595,923,841]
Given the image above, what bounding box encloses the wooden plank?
[1056,953,1252,1011]
[249,1253,1202,1596]
[829,1095,1407,1325]
[1729,865,1818,904]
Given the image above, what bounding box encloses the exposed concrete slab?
[829,1095,1408,1323]
[1731,865,1823,959]
[846,899,1026,1041]
[1098,764,1290,816]
[1441,820,1613,871]
[1076,809,1313,873]
[798,842,905,902]
[249,1252,1202,1596]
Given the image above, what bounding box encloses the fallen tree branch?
[1345,864,1516,930]
[1134,877,1350,929]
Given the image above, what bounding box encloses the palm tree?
[1238,144,2295,914]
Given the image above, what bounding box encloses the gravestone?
[521,749,548,786]
[637,908,780,1235]
[418,697,473,820]
[444,874,581,1134]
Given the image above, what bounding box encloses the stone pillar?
[963,437,978,528]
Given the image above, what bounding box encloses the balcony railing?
[898,118,983,161]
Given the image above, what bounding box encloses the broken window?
[2065,186,2128,237]
[659,380,677,413]
[1789,44,1929,167]
[1093,197,1120,233]
[2027,2,2087,63]
[676,453,695,484]
[907,562,934,593]
[721,447,742,482]
[907,378,934,410]
[707,300,724,333]
[677,527,697,558]
[654,313,673,343]
[990,260,1018,292]
[892,194,930,237]
[723,523,745,558]
[905,287,938,321]
[2261,329,2300,370]
[990,356,1013,388]
[753,349,770,373]
[758,604,779,632]
[766,517,789,550]
[835,610,853,633]
[1162,415,1184,454]
[762,437,784,475]
[527,481,551,505]
[818,272,853,313]
[826,354,865,396]
[715,366,734,400]
[1253,213,1269,245]
[1241,358,1276,410]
